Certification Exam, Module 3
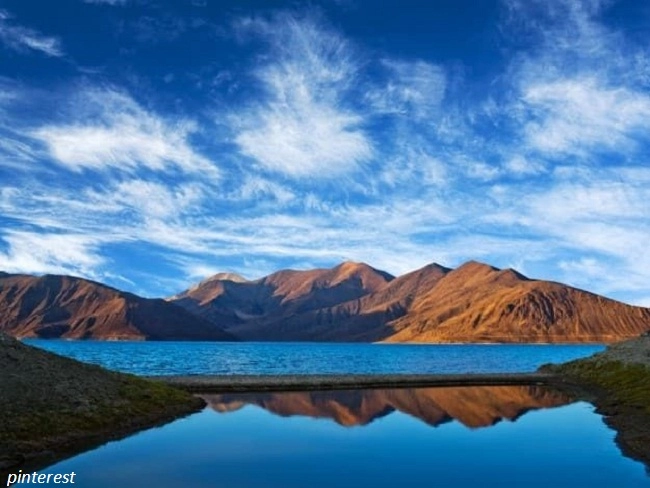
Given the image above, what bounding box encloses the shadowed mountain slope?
[0,273,235,341]
[171,261,399,341]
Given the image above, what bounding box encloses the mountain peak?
[336,260,366,269]
[332,261,394,281]
[456,260,500,273]
[201,273,248,285]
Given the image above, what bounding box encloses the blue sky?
[1,0,650,304]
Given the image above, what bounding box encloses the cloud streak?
[233,13,373,178]
[0,10,63,57]
[31,88,220,180]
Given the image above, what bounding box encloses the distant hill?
[0,273,235,341]
[172,260,650,343]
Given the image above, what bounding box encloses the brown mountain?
[170,261,398,341]
[202,385,572,428]
[0,273,235,341]
[5,258,647,343]
[386,261,650,343]
[250,262,451,341]
[173,259,650,343]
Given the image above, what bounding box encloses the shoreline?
[149,372,554,393]
[542,337,650,472]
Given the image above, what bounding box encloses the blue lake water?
[41,386,649,488]
[23,340,605,375]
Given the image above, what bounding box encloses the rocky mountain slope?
[171,261,397,341]
[386,261,650,343]
[172,260,650,343]
[0,273,235,341]
[2,259,648,342]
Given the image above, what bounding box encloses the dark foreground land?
[0,334,204,478]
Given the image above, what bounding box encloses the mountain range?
[1,260,649,342]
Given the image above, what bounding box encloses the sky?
[1,0,650,304]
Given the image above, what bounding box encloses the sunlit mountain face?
[202,385,574,428]
[2,0,650,308]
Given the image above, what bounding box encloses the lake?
[24,340,605,375]
[40,386,649,488]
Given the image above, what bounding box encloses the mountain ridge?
[2,259,649,342]
[171,259,650,343]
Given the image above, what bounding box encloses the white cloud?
[522,77,650,156]
[368,59,446,119]
[87,179,206,220]
[233,176,295,204]
[233,13,373,178]
[82,0,128,5]
[31,88,220,179]
[504,155,546,175]
[378,149,447,188]
[528,179,649,222]
[0,131,38,167]
[0,11,63,57]
[0,231,104,276]
[465,161,501,181]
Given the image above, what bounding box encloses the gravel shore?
[587,335,650,367]
[151,372,553,393]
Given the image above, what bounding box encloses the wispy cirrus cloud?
[367,59,447,119]
[82,0,128,5]
[31,88,220,180]
[0,231,104,277]
[232,13,373,178]
[0,10,63,57]
[521,77,650,156]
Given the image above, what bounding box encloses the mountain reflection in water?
[201,385,573,429]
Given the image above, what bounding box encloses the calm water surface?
[41,386,649,488]
[24,340,605,375]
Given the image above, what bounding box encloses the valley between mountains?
[1,261,649,343]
